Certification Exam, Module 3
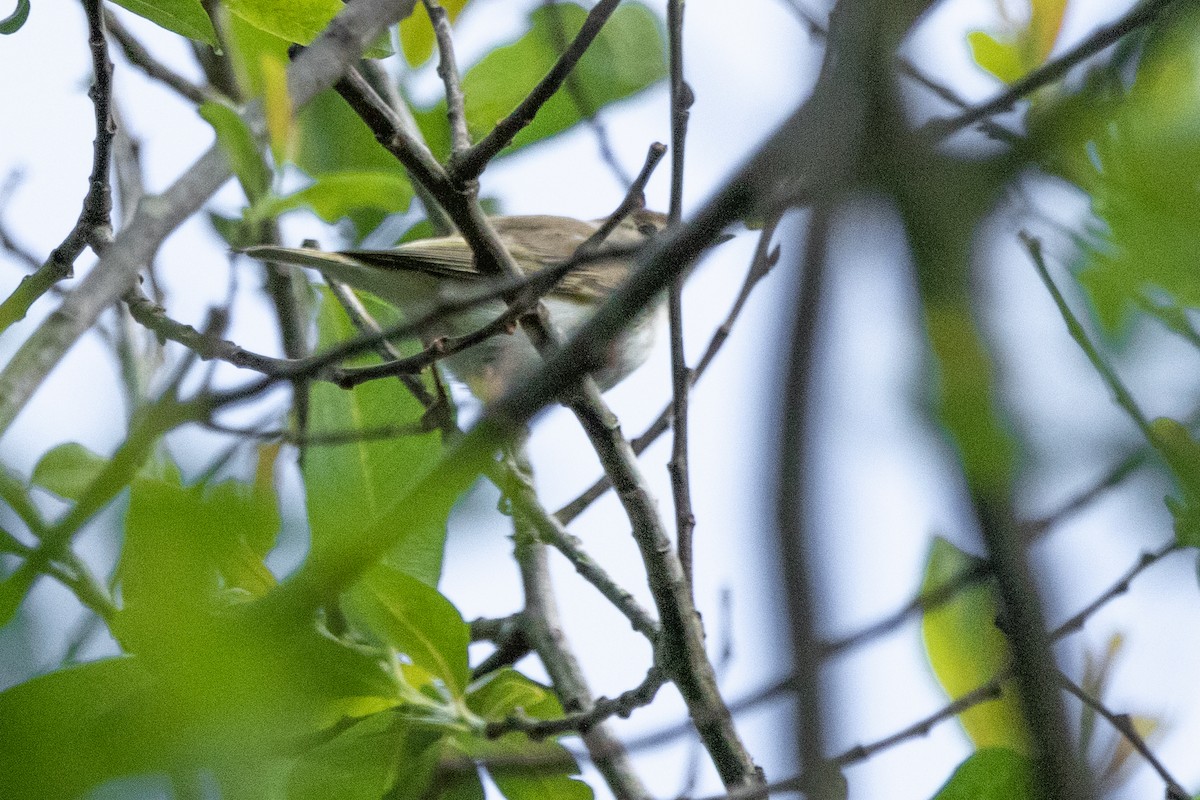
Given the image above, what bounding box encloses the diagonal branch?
[0,0,114,332]
[0,0,422,438]
[448,0,622,182]
[920,0,1184,141]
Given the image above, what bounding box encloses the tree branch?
[448,0,622,182]
[0,0,422,438]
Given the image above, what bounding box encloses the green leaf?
[116,465,281,626]
[344,563,470,696]
[223,0,392,55]
[222,0,343,46]
[225,9,293,98]
[465,668,562,721]
[1045,9,1200,335]
[200,101,271,203]
[287,711,444,800]
[0,0,30,35]
[415,2,666,161]
[107,0,218,48]
[0,657,167,800]
[399,0,470,66]
[1148,418,1200,548]
[459,735,592,800]
[252,172,414,226]
[921,537,1030,753]
[967,31,1025,84]
[301,290,446,586]
[295,91,411,238]
[31,442,108,501]
[932,748,1035,800]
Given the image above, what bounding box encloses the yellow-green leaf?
[967,31,1026,84]
[261,52,294,166]
[399,0,470,66]
[921,537,1030,753]
[1029,0,1068,63]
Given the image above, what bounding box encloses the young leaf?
[921,537,1030,753]
[1049,9,1200,334]
[199,101,271,203]
[932,748,1035,800]
[344,563,471,696]
[465,668,563,721]
[30,442,109,501]
[107,0,218,48]
[967,31,1025,84]
[1029,0,1068,63]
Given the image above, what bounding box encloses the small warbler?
[243,211,668,401]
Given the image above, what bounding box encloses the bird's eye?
[638,223,659,236]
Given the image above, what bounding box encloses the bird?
[241,210,669,402]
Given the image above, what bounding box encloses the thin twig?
[556,215,781,525]
[129,241,642,386]
[490,459,659,640]
[423,0,470,156]
[0,0,423,438]
[580,142,667,251]
[666,0,696,587]
[104,8,214,105]
[449,0,623,181]
[1057,670,1188,799]
[1025,233,1153,439]
[819,560,992,658]
[778,203,834,793]
[510,446,652,800]
[920,0,1184,141]
[488,665,666,741]
[0,0,114,331]
[1051,541,1179,639]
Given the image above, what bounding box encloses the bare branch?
[0,0,423,438]
[449,0,622,182]
[0,0,114,331]
[104,8,214,105]
[423,0,470,156]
